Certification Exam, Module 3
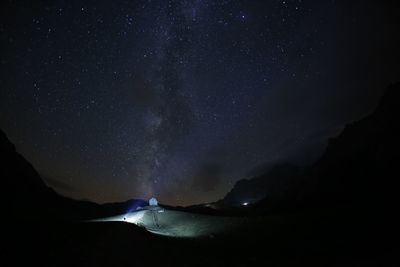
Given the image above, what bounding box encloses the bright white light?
[91,208,247,238]
[242,202,249,206]
[124,210,145,224]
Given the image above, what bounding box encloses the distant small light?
[242,202,249,206]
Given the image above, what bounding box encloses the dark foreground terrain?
[5,207,400,267]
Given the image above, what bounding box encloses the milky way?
[1,1,399,205]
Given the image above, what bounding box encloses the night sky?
[1,0,399,206]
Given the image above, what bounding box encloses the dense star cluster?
[1,1,399,205]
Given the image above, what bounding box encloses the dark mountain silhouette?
[221,163,302,206]
[1,129,64,217]
[295,82,400,210]
[0,129,151,220]
[220,82,400,214]
[3,82,399,219]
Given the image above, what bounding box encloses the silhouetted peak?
[0,129,16,153]
[295,82,400,209]
[221,83,400,211]
[375,82,400,114]
[221,162,302,206]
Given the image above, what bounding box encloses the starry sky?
[1,0,399,206]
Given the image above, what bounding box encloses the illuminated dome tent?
[149,197,158,206]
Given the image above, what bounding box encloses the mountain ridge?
[219,82,400,213]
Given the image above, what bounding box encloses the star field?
[1,0,399,205]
